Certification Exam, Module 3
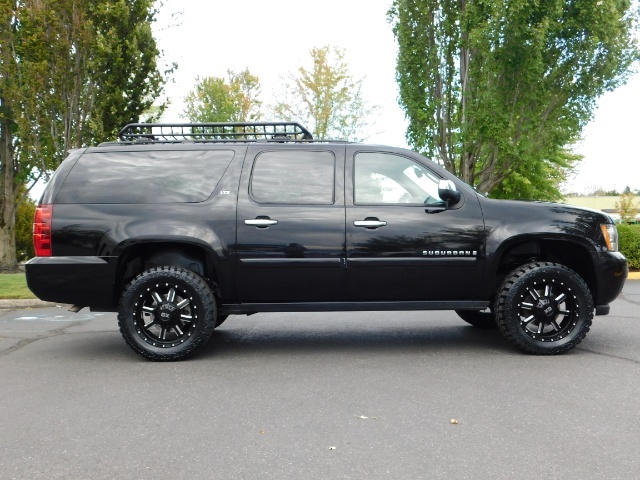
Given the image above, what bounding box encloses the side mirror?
[438,179,461,206]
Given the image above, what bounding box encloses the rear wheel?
[455,309,496,328]
[495,262,593,355]
[118,266,217,361]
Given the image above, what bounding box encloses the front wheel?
[495,262,593,355]
[118,266,217,361]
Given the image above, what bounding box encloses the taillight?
[33,204,53,257]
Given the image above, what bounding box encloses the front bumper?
[25,256,118,308]
[593,251,628,313]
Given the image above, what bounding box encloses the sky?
[153,0,640,195]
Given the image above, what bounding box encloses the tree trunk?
[0,112,18,272]
[458,0,472,184]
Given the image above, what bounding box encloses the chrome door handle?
[245,219,278,227]
[354,220,387,228]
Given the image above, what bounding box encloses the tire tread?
[118,266,216,361]
[494,261,593,355]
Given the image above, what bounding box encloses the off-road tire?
[118,266,217,361]
[495,262,593,355]
[455,309,497,328]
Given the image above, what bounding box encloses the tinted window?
[250,150,335,204]
[55,150,234,204]
[354,152,442,205]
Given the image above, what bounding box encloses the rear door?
[236,145,346,303]
[345,147,486,301]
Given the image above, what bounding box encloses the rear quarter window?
[55,150,234,204]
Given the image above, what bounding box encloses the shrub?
[618,223,640,271]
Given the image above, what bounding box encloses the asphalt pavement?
[0,281,639,479]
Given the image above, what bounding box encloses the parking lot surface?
[1,281,639,479]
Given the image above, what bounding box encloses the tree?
[616,192,639,223]
[182,69,262,123]
[272,45,377,141]
[389,0,639,200]
[87,1,170,141]
[490,149,580,200]
[0,0,168,271]
[15,192,34,261]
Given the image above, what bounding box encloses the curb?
[0,299,65,310]
[628,272,640,280]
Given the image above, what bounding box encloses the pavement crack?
[0,320,90,358]
[619,293,640,305]
[576,346,640,365]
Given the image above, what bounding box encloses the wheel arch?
[115,240,224,301]
[489,235,597,301]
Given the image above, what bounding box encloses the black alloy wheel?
[495,262,594,354]
[118,266,217,361]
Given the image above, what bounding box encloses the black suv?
[26,122,628,360]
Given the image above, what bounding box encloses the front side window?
[250,150,335,204]
[354,152,442,205]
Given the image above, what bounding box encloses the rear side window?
[250,150,335,204]
[55,150,234,204]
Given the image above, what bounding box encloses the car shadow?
[196,320,515,359]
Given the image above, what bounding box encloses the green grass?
[0,273,36,299]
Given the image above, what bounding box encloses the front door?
[236,145,346,303]
[345,148,486,301]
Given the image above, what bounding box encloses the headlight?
[600,223,618,252]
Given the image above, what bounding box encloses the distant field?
[0,273,36,299]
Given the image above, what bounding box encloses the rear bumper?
[25,256,118,308]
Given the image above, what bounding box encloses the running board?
[221,301,490,315]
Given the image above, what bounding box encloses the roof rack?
[117,122,314,143]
